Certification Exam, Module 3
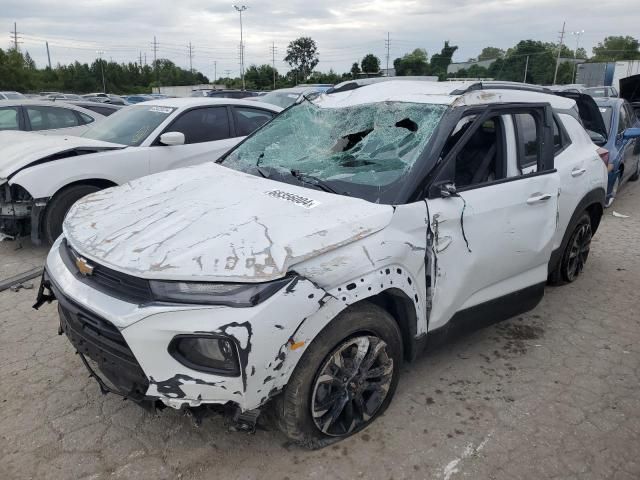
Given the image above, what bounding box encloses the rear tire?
[273,302,403,449]
[630,160,640,181]
[549,213,592,285]
[42,184,101,245]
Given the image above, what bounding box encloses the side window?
[513,113,540,168]
[0,107,20,130]
[618,106,629,135]
[77,112,95,125]
[441,114,506,189]
[26,106,80,131]
[552,118,563,154]
[166,107,230,144]
[233,107,275,137]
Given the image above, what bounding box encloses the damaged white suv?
[36,81,607,447]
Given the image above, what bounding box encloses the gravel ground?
[1,184,639,480]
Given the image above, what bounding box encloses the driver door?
[426,104,560,331]
[148,106,239,173]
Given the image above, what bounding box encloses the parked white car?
[37,81,607,447]
[0,98,282,244]
[0,99,105,136]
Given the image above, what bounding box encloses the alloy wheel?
[566,223,592,282]
[311,335,393,436]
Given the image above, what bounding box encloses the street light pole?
[96,50,106,93]
[571,30,585,84]
[233,5,248,90]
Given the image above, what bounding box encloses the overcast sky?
[2,0,638,80]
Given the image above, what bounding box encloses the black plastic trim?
[168,334,241,377]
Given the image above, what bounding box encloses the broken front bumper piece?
[38,236,330,424]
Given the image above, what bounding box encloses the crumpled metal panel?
[63,162,394,282]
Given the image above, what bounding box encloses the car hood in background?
[64,163,394,282]
[0,131,125,180]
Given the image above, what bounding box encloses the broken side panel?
[426,173,560,331]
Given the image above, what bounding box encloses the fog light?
[169,335,240,376]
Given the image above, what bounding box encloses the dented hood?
[0,131,125,180]
[63,162,394,282]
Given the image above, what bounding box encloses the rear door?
[426,104,560,330]
[24,105,89,136]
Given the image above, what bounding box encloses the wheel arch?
[549,187,605,276]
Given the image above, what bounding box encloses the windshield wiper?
[290,169,339,194]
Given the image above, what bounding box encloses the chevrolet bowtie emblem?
[75,256,94,276]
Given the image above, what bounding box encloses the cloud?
[1,0,638,81]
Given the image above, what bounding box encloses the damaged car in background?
[0,98,281,244]
[36,80,607,448]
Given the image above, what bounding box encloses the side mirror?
[429,181,457,199]
[622,127,640,140]
[587,129,607,146]
[160,131,185,146]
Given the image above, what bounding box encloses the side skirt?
[423,282,546,351]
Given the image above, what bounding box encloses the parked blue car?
[594,98,640,207]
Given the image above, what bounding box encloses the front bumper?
[42,237,328,411]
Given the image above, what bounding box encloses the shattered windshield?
[222,100,447,198]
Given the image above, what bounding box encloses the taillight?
[597,147,609,167]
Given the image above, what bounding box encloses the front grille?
[61,239,153,304]
[50,278,149,400]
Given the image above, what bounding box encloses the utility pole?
[523,55,529,83]
[96,50,106,93]
[385,32,391,75]
[270,42,277,88]
[188,42,193,73]
[153,36,159,86]
[139,51,143,69]
[45,41,52,69]
[213,60,217,84]
[571,30,585,83]
[224,69,232,78]
[233,5,248,90]
[9,22,22,50]
[553,21,566,85]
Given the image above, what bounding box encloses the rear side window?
[168,106,230,144]
[233,107,275,136]
[513,113,540,168]
[618,106,629,135]
[82,105,117,116]
[0,107,20,130]
[77,112,95,125]
[26,106,80,131]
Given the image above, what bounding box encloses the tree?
[478,47,505,61]
[284,37,319,81]
[394,48,429,76]
[244,64,279,90]
[350,62,361,78]
[361,54,380,74]
[592,36,640,61]
[430,41,458,79]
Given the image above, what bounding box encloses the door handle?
[571,168,587,177]
[527,193,552,205]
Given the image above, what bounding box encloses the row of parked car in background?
[1,77,639,448]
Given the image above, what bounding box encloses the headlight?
[168,335,240,375]
[149,276,294,307]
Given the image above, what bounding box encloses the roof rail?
[450,81,554,95]
[327,76,439,94]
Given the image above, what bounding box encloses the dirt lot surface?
[1,185,639,480]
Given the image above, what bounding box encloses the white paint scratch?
[442,431,493,480]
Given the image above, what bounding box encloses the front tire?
[274,302,402,448]
[42,184,101,245]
